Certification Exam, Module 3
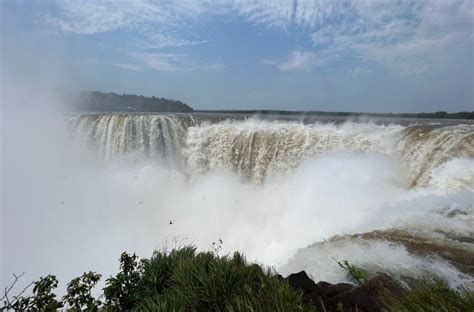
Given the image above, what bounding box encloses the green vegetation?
[337,261,474,312]
[336,260,369,286]
[2,246,306,311]
[68,90,473,119]
[2,248,473,311]
[72,91,193,113]
[383,280,474,312]
[197,109,474,120]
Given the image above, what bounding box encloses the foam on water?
[71,114,474,186]
[2,113,473,292]
[280,238,474,289]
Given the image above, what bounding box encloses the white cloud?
[308,0,474,74]
[264,50,320,72]
[47,0,474,75]
[229,0,294,28]
[48,0,186,34]
[347,67,374,77]
[47,0,210,49]
[143,33,207,49]
[127,52,225,72]
[113,63,144,72]
[47,0,333,34]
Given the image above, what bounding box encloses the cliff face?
[73,91,193,113]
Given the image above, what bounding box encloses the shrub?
[63,272,102,311]
[2,246,308,311]
[383,280,474,312]
[336,260,369,286]
[126,248,307,311]
[3,249,473,312]
[2,275,63,311]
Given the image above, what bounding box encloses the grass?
[382,280,474,312]
[129,247,307,311]
[2,247,474,311]
[336,260,369,286]
[338,260,474,312]
[2,246,309,311]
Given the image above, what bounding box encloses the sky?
[1,0,473,112]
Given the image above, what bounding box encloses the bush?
[3,249,473,311]
[383,280,474,312]
[63,272,102,311]
[2,246,308,311]
[114,247,307,311]
[336,260,369,286]
[2,275,63,311]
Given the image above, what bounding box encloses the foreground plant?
[382,280,474,312]
[2,249,473,311]
[2,246,307,311]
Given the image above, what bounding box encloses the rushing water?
[4,113,473,292]
[65,113,474,289]
[70,114,473,188]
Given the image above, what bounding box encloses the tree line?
[72,91,193,113]
[196,110,474,120]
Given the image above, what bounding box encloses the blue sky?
[1,0,473,112]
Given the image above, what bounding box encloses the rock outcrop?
[285,271,403,312]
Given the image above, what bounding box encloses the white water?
[2,113,473,293]
[70,115,474,186]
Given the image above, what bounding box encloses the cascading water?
[69,114,197,165]
[71,114,474,188]
[17,112,468,291]
[395,125,474,187]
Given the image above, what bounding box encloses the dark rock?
[286,271,319,294]
[316,281,354,298]
[284,271,326,310]
[326,286,382,312]
[285,272,402,312]
[364,273,404,299]
[303,291,326,311]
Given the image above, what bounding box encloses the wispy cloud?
[144,33,207,49]
[47,0,332,34]
[47,0,210,49]
[124,52,225,72]
[263,51,320,72]
[306,0,474,74]
[47,0,474,75]
[113,63,144,72]
[47,0,177,34]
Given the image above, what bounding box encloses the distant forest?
[72,91,472,119]
[73,91,193,113]
[196,109,474,120]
